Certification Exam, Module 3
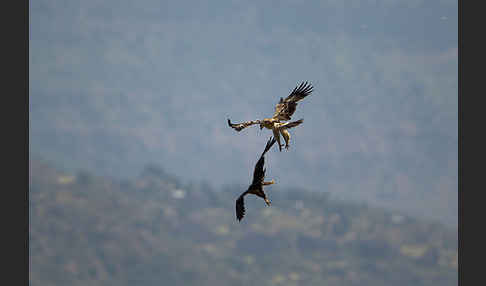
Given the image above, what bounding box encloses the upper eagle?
[227,81,313,151]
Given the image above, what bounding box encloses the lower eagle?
[236,137,277,221]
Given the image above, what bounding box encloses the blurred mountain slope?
[29,158,457,286]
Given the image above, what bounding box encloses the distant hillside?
[29,158,457,286]
[30,0,458,228]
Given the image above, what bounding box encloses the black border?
[459,0,478,285]
[24,0,29,284]
[5,0,28,284]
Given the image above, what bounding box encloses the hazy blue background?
[29,0,457,227]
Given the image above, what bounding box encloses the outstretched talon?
[263,179,275,185]
[264,198,271,206]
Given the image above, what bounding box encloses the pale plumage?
[228,81,313,151]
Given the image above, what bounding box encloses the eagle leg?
[272,128,283,152]
[264,198,271,206]
[263,179,275,185]
[280,129,291,150]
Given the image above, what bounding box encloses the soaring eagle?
[236,137,277,222]
[228,81,313,151]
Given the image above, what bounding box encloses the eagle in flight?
[228,81,313,151]
[236,137,277,221]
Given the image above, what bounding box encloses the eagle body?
[228,81,313,151]
[235,137,276,221]
[259,118,278,130]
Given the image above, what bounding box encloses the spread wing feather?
[273,81,313,121]
[280,119,304,129]
[251,137,276,185]
[236,192,247,221]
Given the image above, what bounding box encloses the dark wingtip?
[302,81,313,93]
[236,195,246,221]
[292,81,314,96]
[267,136,276,150]
[307,82,314,92]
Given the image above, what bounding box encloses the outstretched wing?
[251,137,276,185]
[227,119,262,132]
[279,119,303,129]
[236,192,247,221]
[273,81,313,121]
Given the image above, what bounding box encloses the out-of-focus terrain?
[30,0,458,227]
[29,158,457,286]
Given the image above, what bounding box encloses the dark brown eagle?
[228,81,313,151]
[235,137,277,221]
